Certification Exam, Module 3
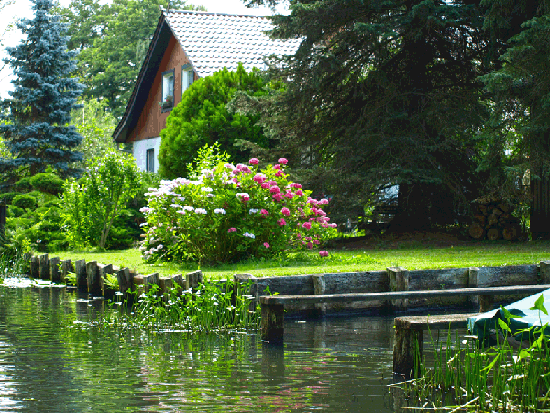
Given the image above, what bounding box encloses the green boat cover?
[467,288,550,344]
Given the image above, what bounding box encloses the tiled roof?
[164,9,301,77]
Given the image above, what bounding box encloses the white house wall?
[133,137,161,173]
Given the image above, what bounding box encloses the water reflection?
[0,281,406,412]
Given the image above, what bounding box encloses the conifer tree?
[0,0,83,178]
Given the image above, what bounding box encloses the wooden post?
[60,259,73,283]
[146,273,160,294]
[187,270,203,291]
[159,277,174,301]
[30,256,39,279]
[261,302,285,343]
[38,254,49,280]
[171,274,185,292]
[468,267,479,307]
[86,261,101,296]
[49,256,61,283]
[541,261,550,283]
[98,264,114,298]
[388,267,409,309]
[312,274,326,317]
[393,319,423,379]
[74,259,87,292]
[116,268,133,295]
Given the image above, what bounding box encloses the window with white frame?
[161,69,174,111]
[146,148,155,172]
[181,64,194,96]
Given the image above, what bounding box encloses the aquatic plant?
[105,278,259,333]
[394,296,550,412]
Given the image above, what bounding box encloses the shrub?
[7,205,24,218]
[0,192,17,204]
[30,173,64,196]
[62,150,142,250]
[12,194,37,209]
[141,145,337,264]
[159,64,272,179]
[14,177,32,193]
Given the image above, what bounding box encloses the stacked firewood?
[468,196,522,241]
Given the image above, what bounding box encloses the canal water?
[0,279,435,412]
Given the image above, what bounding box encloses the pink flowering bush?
[140,146,337,264]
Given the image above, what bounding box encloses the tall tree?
[481,1,550,238]
[57,0,206,118]
[242,0,491,229]
[0,0,83,178]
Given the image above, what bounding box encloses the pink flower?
[260,209,269,216]
[254,173,266,183]
[272,193,283,202]
[228,228,237,233]
[275,171,283,177]
[313,240,320,245]
[249,158,259,165]
[269,186,280,194]
[273,164,281,170]
[278,158,288,165]
[291,183,302,189]
[296,189,303,196]
[284,192,294,199]
[261,182,270,189]
[319,250,329,257]
[305,236,312,241]
[278,218,286,226]
[296,233,302,239]
[319,198,329,205]
[302,222,312,230]
[240,166,252,174]
[329,223,337,228]
[267,180,278,186]
[263,242,270,248]
[281,207,290,216]
[307,242,313,249]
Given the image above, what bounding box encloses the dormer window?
[182,64,194,96]
[161,69,174,112]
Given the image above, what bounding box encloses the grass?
[52,239,550,280]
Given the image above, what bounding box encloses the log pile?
[469,197,522,241]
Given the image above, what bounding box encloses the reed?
[104,278,260,333]
[394,299,550,412]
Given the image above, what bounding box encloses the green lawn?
[53,240,550,280]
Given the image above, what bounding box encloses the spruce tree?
[0,0,84,178]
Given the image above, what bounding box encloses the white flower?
[195,208,207,214]
[243,232,255,239]
[214,208,226,214]
[249,208,259,214]
[183,206,194,211]
[201,187,213,192]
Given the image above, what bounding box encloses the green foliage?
[56,0,206,118]
[7,205,24,218]
[70,98,118,165]
[29,173,64,196]
[107,279,260,332]
[62,150,142,250]
[159,65,272,179]
[143,145,337,265]
[0,192,17,204]
[12,194,37,210]
[14,177,32,193]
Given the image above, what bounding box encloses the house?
[113,8,301,173]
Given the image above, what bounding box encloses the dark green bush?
[7,205,25,218]
[12,194,37,209]
[14,177,32,192]
[30,173,64,196]
[0,192,18,204]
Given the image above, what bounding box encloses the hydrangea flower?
[243,232,255,239]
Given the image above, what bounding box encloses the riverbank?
[54,236,550,280]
